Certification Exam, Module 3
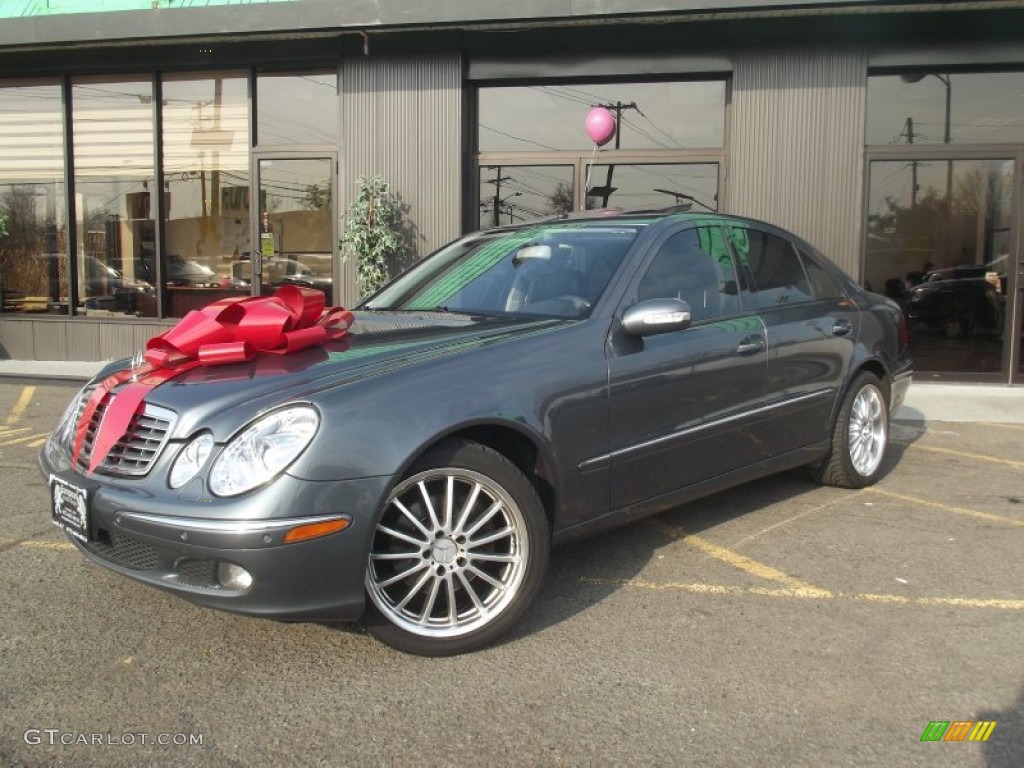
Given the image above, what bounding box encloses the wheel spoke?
[469,552,518,563]
[377,524,427,548]
[418,574,442,623]
[457,570,484,613]
[466,564,504,590]
[419,481,441,530]
[468,525,514,549]
[444,573,456,626]
[395,568,433,611]
[464,500,503,538]
[370,551,420,561]
[378,560,429,589]
[453,482,482,535]
[443,476,454,530]
[394,499,431,539]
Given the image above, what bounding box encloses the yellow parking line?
[5,386,35,425]
[0,426,30,436]
[645,519,833,597]
[866,487,1024,528]
[0,432,51,448]
[26,437,48,448]
[896,441,1024,471]
[0,536,76,552]
[581,577,1024,611]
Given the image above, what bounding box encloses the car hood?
[137,311,571,437]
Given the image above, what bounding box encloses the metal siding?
[0,320,36,359]
[339,52,462,307]
[66,321,103,361]
[727,48,867,277]
[31,321,67,361]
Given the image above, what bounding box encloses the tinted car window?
[799,248,846,299]
[368,223,647,318]
[726,226,813,309]
[635,226,739,321]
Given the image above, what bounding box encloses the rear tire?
[363,439,550,656]
[810,372,890,489]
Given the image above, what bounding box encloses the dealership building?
[0,0,1021,384]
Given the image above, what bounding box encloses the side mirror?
[621,298,693,337]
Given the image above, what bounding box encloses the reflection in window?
[585,164,718,213]
[866,159,1012,373]
[867,72,1024,146]
[256,71,338,146]
[161,72,250,317]
[478,165,573,227]
[72,77,157,317]
[727,227,813,309]
[479,81,726,152]
[0,81,67,315]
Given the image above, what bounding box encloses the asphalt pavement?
[0,380,1021,767]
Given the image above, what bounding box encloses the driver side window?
[636,227,738,322]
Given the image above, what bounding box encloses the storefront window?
[476,80,725,229]
[584,163,718,212]
[865,158,1013,373]
[867,72,1024,146]
[161,72,250,317]
[72,76,157,317]
[479,81,725,152]
[0,81,67,315]
[478,165,574,226]
[256,71,338,146]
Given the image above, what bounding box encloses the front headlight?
[208,406,319,497]
[56,384,92,448]
[169,433,214,489]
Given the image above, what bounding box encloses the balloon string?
[582,144,598,211]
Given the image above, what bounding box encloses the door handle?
[736,336,766,356]
[832,319,853,337]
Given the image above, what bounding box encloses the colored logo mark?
[920,720,997,742]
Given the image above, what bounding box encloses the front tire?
[363,439,550,656]
[810,372,890,489]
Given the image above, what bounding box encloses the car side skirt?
[552,441,829,547]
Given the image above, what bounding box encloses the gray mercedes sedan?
[40,211,912,656]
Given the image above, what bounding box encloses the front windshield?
[366,223,646,319]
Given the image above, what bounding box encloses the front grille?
[73,391,176,477]
[85,531,159,571]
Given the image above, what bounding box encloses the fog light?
[216,562,253,590]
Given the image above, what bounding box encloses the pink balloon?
[585,107,616,147]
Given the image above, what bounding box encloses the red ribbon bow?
[72,286,353,474]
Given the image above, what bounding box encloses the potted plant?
[339,176,406,299]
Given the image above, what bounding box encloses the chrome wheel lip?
[847,384,887,477]
[366,468,529,639]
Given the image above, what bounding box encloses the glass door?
[866,158,1017,380]
[251,155,336,304]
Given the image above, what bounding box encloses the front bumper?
[38,444,390,622]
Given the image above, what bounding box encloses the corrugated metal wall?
[0,317,173,361]
[338,51,462,307]
[726,47,868,277]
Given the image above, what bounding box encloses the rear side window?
[726,226,813,309]
[798,248,846,299]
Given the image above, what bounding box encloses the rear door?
[723,223,858,456]
[605,222,769,511]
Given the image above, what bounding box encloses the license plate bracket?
[50,474,90,543]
